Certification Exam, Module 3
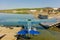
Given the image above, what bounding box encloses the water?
[0,13,60,40]
[0,13,57,29]
[0,13,34,20]
[0,13,33,26]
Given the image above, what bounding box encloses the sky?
[0,0,60,10]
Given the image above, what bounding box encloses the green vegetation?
[13,8,42,10]
[15,12,30,14]
[0,7,60,14]
[0,8,42,13]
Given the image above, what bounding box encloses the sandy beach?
[0,27,22,40]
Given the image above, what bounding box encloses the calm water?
[0,13,57,29]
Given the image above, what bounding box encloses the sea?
[0,13,57,29]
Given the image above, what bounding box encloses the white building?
[53,8,58,10]
[30,10,37,12]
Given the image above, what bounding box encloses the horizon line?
[0,7,60,10]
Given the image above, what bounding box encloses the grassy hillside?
[0,8,42,13]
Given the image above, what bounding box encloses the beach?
[0,27,22,40]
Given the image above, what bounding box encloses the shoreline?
[0,26,22,40]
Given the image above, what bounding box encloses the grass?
[15,12,30,14]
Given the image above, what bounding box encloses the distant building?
[29,10,37,12]
[53,8,58,10]
[53,8,58,13]
[57,8,60,12]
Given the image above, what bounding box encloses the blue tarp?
[29,30,40,35]
[17,29,40,35]
[17,29,28,35]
